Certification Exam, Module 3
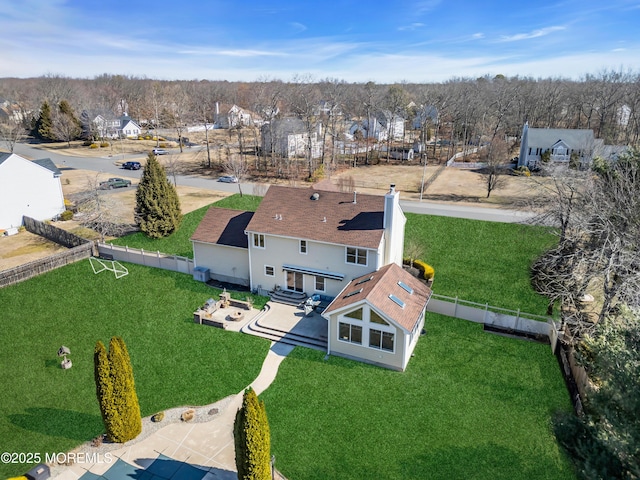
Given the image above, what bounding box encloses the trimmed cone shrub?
[94,341,113,433]
[107,337,142,442]
[234,388,271,480]
[94,337,141,443]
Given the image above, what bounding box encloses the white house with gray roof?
[0,153,65,230]
[518,123,596,168]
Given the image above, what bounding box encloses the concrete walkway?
[51,341,294,480]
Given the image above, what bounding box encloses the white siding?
[0,154,65,229]
[248,234,381,296]
[192,241,250,286]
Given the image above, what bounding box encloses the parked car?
[122,161,141,170]
[218,175,239,183]
[100,178,132,189]
[152,148,168,155]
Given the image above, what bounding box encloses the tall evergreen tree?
[93,337,141,443]
[135,153,182,238]
[234,388,271,480]
[33,101,55,141]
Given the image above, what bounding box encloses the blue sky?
[1,0,639,82]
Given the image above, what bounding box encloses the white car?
[152,148,168,155]
[218,175,239,183]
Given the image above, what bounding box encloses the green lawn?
[261,313,574,480]
[0,261,271,478]
[110,194,262,258]
[405,213,556,315]
[0,193,565,477]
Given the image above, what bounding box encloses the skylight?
[355,276,373,285]
[343,288,363,299]
[397,281,413,295]
[389,294,405,308]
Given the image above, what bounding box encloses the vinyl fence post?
[483,303,489,323]
[454,296,459,317]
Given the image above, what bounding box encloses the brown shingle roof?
[191,207,253,248]
[245,185,385,249]
[324,263,431,331]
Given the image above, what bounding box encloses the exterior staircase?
[241,304,328,351]
[269,289,307,306]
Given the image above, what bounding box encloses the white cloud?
[398,23,425,31]
[290,22,307,34]
[498,25,566,42]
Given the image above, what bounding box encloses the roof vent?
[353,191,357,204]
[322,217,326,222]
[311,192,320,201]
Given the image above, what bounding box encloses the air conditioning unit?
[193,266,210,282]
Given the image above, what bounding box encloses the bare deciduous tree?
[74,175,132,242]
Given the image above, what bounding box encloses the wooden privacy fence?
[23,216,89,248]
[0,243,94,288]
[97,243,195,276]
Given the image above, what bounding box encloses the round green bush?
[59,210,74,221]
[100,142,109,148]
[89,143,99,149]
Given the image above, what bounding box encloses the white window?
[315,276,325,292]
[300,240,307,254]
[346,247,367,266]
[339,322,362,344]
[253,233,265,248]
[369,328,394,352]
[265,265,275,277]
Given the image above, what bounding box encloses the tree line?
[1,69,639,147]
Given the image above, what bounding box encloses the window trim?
[338,321,363,345]
[264,265,275,277]
[315,275,325,292]
[369,328,395,353]
[345,247,367,266]
[299,239,308,254]
[253,233,265,249]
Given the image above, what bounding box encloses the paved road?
[13,143,535,223]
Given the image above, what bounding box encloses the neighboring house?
[0,97,27,124]
[323,263,431,371]
[82,110,121,139]
[261,117,322,158]
[191,184,430,370]
[350,110,405,142]
[412,104,438,130]
[518,123,595,168]
[119,116,142,138]
[0,153,65,230]
[384,147,415,161]
[214,103,258,129]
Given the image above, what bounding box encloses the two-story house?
[261,118,323,159]
[192,184,405,297]
[0,153,65,230]
[191,184,430,371]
